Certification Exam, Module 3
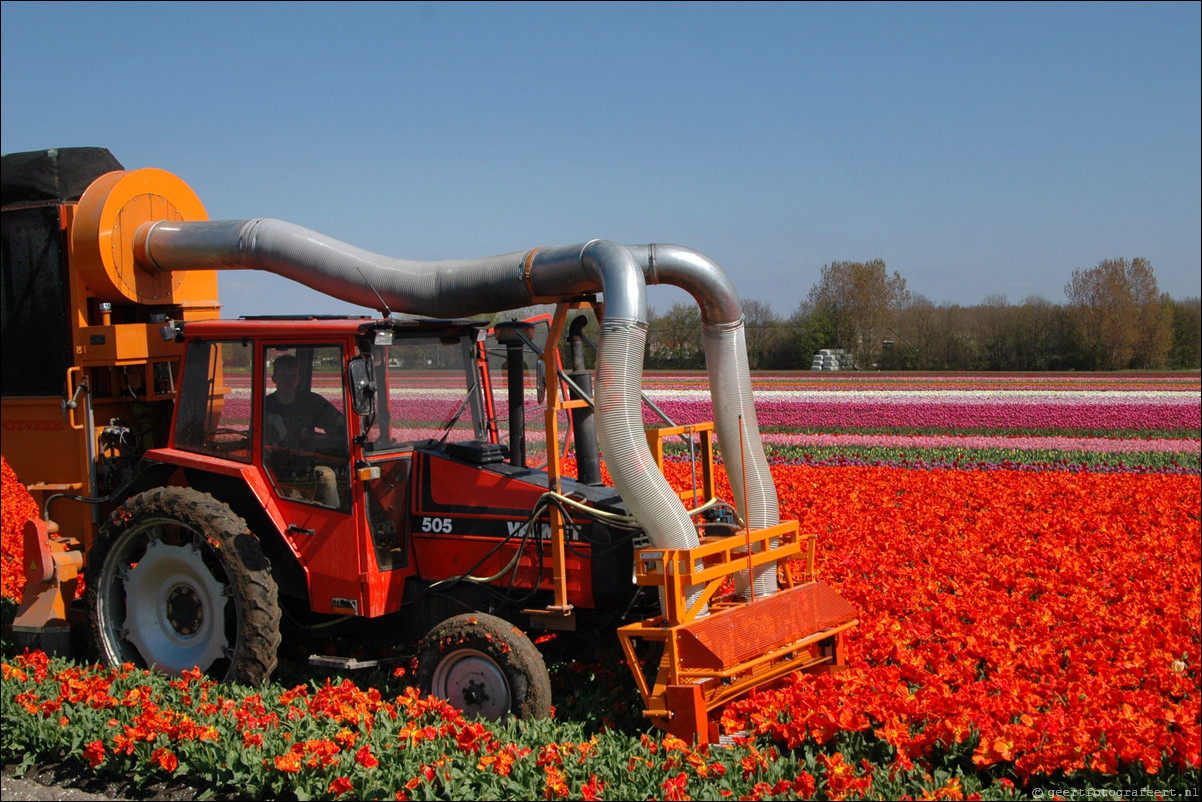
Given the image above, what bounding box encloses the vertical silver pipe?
[629,244,781,598]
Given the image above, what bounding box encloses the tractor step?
[307,654,412,671]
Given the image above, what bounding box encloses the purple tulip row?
[646,399,1200,432]
[648,372,1202,392]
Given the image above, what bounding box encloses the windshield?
[480,316,560,469]
[361,333,487,453]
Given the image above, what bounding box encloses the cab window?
[174,339,253,462]
[261,345,350,509]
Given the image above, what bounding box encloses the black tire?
[416,613,552,720]
[84,487,281,685]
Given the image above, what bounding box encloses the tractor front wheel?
[416,613,551,720]
[84,487,281,685]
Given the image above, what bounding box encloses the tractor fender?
[179,465,309,601]
[110,456,308,601]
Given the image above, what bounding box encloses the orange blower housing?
[2,149,218,645]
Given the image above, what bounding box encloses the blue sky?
[3,1,1199,320]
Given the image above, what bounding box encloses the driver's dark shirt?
[264,391,345,450]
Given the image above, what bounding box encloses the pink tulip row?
[762,432,1202,454]
[210,374,1202,441]
[208,387,548,435]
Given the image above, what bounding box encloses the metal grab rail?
[631,520,812,625]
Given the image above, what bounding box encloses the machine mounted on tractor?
[1,147,857,742]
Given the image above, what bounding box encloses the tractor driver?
[264,354,347,507]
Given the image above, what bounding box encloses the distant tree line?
[644,257,1201,371]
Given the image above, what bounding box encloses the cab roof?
[177,316,487,341]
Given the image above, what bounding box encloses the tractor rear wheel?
[84,487,281,685]
[416,613,551,720]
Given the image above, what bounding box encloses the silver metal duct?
[629,245,781,599]
[136,220,778,605]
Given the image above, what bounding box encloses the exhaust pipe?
[568,315,602,486]
[136,220,777,603]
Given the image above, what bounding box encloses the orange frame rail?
[616,522,858,743]
[621,422,858,744]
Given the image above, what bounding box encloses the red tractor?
[2,148,856,742]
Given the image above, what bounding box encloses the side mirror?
[348,355,376,416]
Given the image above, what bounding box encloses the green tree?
[1012,295,1064,371]
[972,294,1018,371]
[645,302,704,369]
[784,301,840,369]
[740,298,778,370]
[1167,297,1202,369]
[804,259,910,369]
[1064,257,1169,369]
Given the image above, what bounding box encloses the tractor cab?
[151,313,634,622]
[149,317,494,615]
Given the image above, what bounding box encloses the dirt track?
[2,761,236,801]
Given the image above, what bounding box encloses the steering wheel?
[203,428,251,454]
[204,427,248,439]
